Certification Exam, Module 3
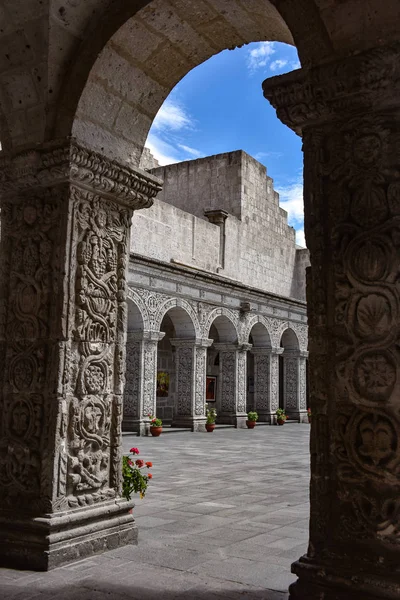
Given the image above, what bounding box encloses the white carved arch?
[290,322,308,352]
[242,314,273,347]
[280,324,300,351]
[154,297,201,338]
[203,307,239,342]
[126,288,150,330]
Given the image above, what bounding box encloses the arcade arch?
[0,3,399,599]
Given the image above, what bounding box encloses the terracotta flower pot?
[150,426,162,436]
[277,419,285,426]
[205,423,215,432]
[246,420,256,429]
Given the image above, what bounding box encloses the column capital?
[127,330,165,343]
[299,350,309,359]
[170,337,213,348]
[213,343,238,352]
[263,42,400,133]
[270,347,284,356]
[282,348,300,357]
[204,209,229,225]
[0,138,162,209]
[251,346,273,356]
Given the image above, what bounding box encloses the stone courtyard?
[0,424,310,599]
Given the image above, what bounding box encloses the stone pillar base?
[122,418,147,436]
[0,499,136,571]
[286,410,308,423]
[171,417,207,431]
[290,557,400,600]
[257,411,275,424]
[217,414,247,427]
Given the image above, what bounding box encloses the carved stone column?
[0,140,161,570]
[264,42,400,600]
[299,351,308,420]
[214,343,250,428]
[251,347,273,422]
[123,331,164,435]
[282,350,307,422]
[170,338,212,431]
[270,347,283,422]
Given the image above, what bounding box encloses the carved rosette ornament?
[264,43,400,600]
[0,140,161,569]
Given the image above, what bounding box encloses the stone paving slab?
[0,423,310,599]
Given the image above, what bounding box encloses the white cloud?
[276,179,305,246]
[247,41,275,72]
[277,181,304,223]
[178,144,202,158]
[295,229,306,248]
[270,59,288,72]
[152,98,193,132]
[145,134,181,166]
[254,150,283,161]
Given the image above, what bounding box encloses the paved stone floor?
[0,423,310,600]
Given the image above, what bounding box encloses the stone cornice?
[263,42,400,132]
[0,139,162,210]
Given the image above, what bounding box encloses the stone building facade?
[1,2,399,599]
[123,150,309,434]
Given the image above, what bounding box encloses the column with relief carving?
[123,331,164,435]
[264,43,400,600]
[170,338,213,431]
[282,350,307,422]
[0,140,161,570]
[214,343,249,428]
[251,348,273,422]
[269,347,283,422]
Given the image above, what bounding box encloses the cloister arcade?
[0,0,399,598]
[123,293,308,434]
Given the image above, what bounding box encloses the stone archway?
[153,304,210,431]
[206,314,248,427]
[279,327,306,421]
[1,3,400,599]
[247,321,276,423]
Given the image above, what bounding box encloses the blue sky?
[145,42,305,247]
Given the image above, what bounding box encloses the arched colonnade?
[1,0,399,597]
[123,293,308,433]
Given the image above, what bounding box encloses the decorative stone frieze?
[263,42,400,134]
[264,43,400,600]
[0,139,161,570]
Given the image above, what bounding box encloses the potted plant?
[122,447,153,512]
[276,408,287,425]
[307,407,311,423]
[205,407,217,432]
[148,414,163,436]
[246,410,258,429]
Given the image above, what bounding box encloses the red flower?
[146,462,153,468]
[135,459,144,468]
[148,473,153,479]
[130,447,140,454]
[128,459,133,466]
